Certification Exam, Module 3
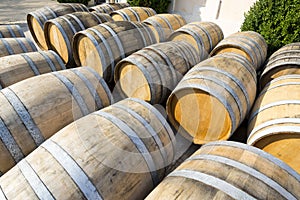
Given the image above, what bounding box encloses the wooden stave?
[166,53,257,144]
[0,25,25,38]
[0,38,37,58]
[73,21,157,83]
[27,3,89,50]
[89,3,130,14]
[0,67,112,174]
[145,141,300,200]
[111,7,157,22]
[0,50,66,89]
[0,98,175,199]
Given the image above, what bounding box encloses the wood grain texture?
[114,41,203,104]
[146,141,300,200]
[27,3,89,50]
[0,38,37,57]
[260,42,300,89]
[0,98,175,200]
[167,53,257,144]
[170,21,223,55]
[0,67,112,174]
[0,25,25,38]
[89,3,130,14]
[144,14,186,42]
[0,50,65,89]
[248,75,300,174]
[210,31,268,70]
[73,21,157,83]
[111,7,156,22]
[44,12,113,67]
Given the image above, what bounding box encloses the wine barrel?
[0,67,112,174]
[27,3,89,50]
[248,74,300,174]
[0,50,66,89]
[89,3,130,14]
[143,14,186,42]
[210,31,268,70]
[0,98,175,199]
[0,38,37,57]
[44,12,113,67]
[111,7,156,22]
[114,41,204,104]
[260,42,300,88]
[73,21,157,83]
[166,53,257,144]
[169,21,224,55]
[146,141,300,200]
[0,25,25,38]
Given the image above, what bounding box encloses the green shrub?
[241,0,300,56]
[57,0,89,6]
[127,0,171,14]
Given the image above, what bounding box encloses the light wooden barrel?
[260,42,300,88]
[114,41,203,104]
[0,98,175,199]
[210,31,268,70]
[0,67,112,175]
[247,74,300,174]
[166,53,257,144]
[146,141,300,200]
[73,21,157,83]
[27,3,89,50]
[169,21,224,55]
[143,14,186,42]
[0,25,25,38]
[0,50,66,89]
[44,12,113,67]
[0,38,37,57]
[111,7,157,22]
[89,3,130,14]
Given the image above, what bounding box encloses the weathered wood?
[0,50,65,89]
[210,31,268,70]
[0,38,37,57]
[73,21,157,83]
[111,7,156,22]
[169,21,223,55]
[114,41,203,104]
[0,25,25,38]
[44,12,112,68]
[144,14,186,42]
[248,74,300,174]
[27,3,89,50]
[260,42,300,88]
[167,53,257,144]
[146,141,300,200]
[0,67,112,174]
[0,98,175,199]
[89,3,130,14]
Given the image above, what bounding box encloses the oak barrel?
[260,42,300,88]
[111,7,156,22]
[210,31,268,70]
[89,3,130,14]
[0,38,37,57]
[0,50,66,89]
[166,53,257,144]
[44,12,113,67]
[27,3,89,50]
[114,41,203,104]
[143,14,186,42]
[146,141,300,200]
[0,25,25,38]
[0,98,175,199]
[73,21,157,83]
[0,67,112,174]
[248,74,300,174]
[169,21,224,55]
